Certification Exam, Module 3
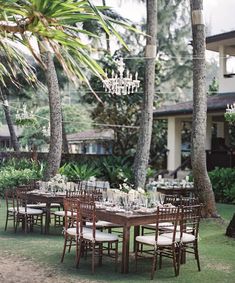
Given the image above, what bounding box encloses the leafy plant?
[59,163,101,181]
[208,167,235,203]
[101,156,133,187]
[0,167,41,196]
[0,158,44,195]
[224,111,235,124]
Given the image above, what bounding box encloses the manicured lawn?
[0,201,234,282]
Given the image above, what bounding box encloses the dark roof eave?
[154,107,227,118]
[206,30,235,44]
[153,92,235,118]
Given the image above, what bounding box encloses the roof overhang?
[206,31,235,55]
[153,92,235,119]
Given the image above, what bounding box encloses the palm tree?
[0,37,38,152]
[0,0,134,179]
[190,0,218,217]
[134,0,157,188]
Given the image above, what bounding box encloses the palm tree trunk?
[190,0,218,217]
[43,51,62,180]
[0,89,20,152]
[62,115,69,153]
[134,0,157,189]
[102,0,111,53]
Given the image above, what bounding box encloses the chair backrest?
[79,198,96,239]
[155,206,180,242]
[66,189,82,198]
[15,188,28,213]
[180,205,202,238]
[164,195,178,206]
[5,189,16,211]
[180,196,200,206]
[63,197,80,232]
[90,189,102,201]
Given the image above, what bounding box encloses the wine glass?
[159,193,165,205]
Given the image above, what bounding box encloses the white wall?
[167,117,181,171]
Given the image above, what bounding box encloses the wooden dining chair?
[161,204,202,274]
[135,206,180,280]
[61,197,91,265]
[164,195,179,206]
[179,196,200,206]
[4,189,17,231]
[178,204,202,273]
[78,198,119,274]
[141,194,178,236]
[15,188,44,233]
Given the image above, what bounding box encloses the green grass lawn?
[0,201,234,282]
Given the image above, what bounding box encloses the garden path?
[0,252,99,283]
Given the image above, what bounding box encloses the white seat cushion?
[8,207,17,212]
[85,221,122,228]
[136,235,174,246]
[83,230,118,242]
[54,210,65,217]
[27,203,61,208]
[162,232,196,243]
[18,208,43,215]
[66,227,92,236]
[27,203,46,208]
[54,211,76,217]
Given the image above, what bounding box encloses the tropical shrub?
[0,158,44,195]
[59,163,101,181]
[208,167,235,203]
[100,156,133,188]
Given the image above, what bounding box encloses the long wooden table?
[26,191,157,273]
[26,192,64,234]
[157,186,195,196]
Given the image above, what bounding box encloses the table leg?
[121,225,130,273]
[44,203,51,234]
[133,225,140,252]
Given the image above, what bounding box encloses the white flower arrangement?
[118,178,134,193]
[137,187,145,194]
[89,176,96,182]
[225,103,235,123]
[48,174,67,191]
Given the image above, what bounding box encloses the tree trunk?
[190,0,218,217]
[0,89,20,152]
[62,116,69,153]
[43,51,62,180]
[226,213,235,238]
[102,0,111,53]
[134,0,157,189]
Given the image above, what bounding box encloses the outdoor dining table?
[26,191,158,273]
[26,191,65,234]
[157,186,195,196]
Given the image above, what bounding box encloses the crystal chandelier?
[103,57,140,95]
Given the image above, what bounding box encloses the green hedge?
[209,167,235,203]
[0,158,44,196]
